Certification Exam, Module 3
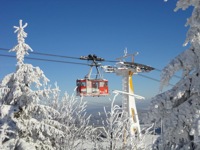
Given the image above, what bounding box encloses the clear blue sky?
[0,0,192,108]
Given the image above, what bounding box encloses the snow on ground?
[75,134,159,150]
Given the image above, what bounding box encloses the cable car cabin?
[76,79,109,97]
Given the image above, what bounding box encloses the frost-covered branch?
[47,89,93,149]
[149,1,200,149]
[160,0,200,90]
[10,20,32,65]
[160,48,197,90]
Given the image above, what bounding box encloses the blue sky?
[0,0,192,109]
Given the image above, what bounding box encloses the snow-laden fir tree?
[147,1,200,149]
[0,20,68,150]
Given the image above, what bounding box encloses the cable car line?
[0,48,9,51]
[0,53,177,87]
[154,68,182,79]
[0,54,90,66]
[0,47,80,60]
[0,47,183,79]
[138,74,174,86]
[0,47,120,63]
[31,51,80,60]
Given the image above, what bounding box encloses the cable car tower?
[76,54,109,97]
[102,48,154,139]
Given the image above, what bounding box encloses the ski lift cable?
[0,53,177,86]
[138,74,174,86]
[0,47,80,60]
[154,68,182,79]
[0,47,182,79]
[0,54,89,66]
[0,47,119,63]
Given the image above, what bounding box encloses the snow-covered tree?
[0,20,67,150]
[10,20,33,65]
[48,88,93,149]
[95,94,128,149]
[148,1,200,149]
[95,94,154,150]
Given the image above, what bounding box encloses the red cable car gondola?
[76,79,109,97]
[76,54,109,97]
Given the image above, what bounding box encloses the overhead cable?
[0,47,182,79]
[154,68,182,79]
[138,74,174,86]
[0,47,80,60]
[0,54,89,66]
[0,53,178,85]
[0,47,120,63]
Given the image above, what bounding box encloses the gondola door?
[86,80,92,95]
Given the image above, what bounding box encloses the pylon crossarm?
[122,62,154,72]
[113,90,145,100]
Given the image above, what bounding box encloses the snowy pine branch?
[149,1,200,149]
[10,20,33,65]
